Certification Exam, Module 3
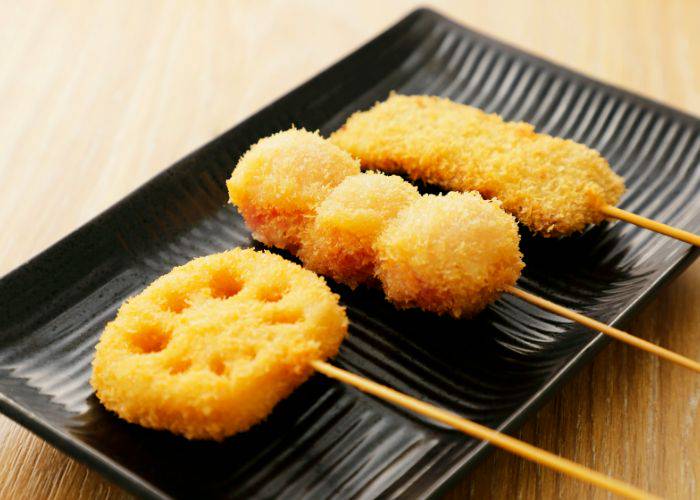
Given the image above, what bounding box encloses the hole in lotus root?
[130,324,171,354]
[265,309,303,325]
[163,293,189,313]
[209,269,243,299]
[240,346,258,361]
[209,356,227,376]
[256,284,288,303]
[168,358,192,375]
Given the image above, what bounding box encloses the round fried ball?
[227,129,360,252]
[375,192,524,317]
[298,172,420,288]
[91,249,347,440]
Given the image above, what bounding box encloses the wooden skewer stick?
[311,360,657,499]
[506,285,700,373]
[601,204,700,246]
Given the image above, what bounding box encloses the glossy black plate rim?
[0,8,698,499]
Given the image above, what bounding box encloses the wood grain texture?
[0,0,698,498]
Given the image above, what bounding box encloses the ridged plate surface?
[1,8,699,499]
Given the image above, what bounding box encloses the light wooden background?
[1,1,698,498]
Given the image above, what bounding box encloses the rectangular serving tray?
[1,8,699,499]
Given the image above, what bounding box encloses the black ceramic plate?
[1,8,699,499]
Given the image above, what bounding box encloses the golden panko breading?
[298,172,420,288]
[227,129,360,251]
[91,249,347,440]
[330,94,625,237]
[375,192,524,317]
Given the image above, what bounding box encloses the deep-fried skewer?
[228,129,700,372]
[92,248,656,498]
[330,93,700,246]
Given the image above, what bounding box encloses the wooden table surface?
[1,1,698,498]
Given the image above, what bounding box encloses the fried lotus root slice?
[375,192,524,317]
[91,248,347,440]
[227,128,361,252]
[298,171,420,288]
[330,94,625,237]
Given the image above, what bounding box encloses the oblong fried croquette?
[91,249,347,440]
[330,94,626,237]
[227,129,360,251]
[298,172,420,288]
[375,192,524,317]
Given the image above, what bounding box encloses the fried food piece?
[227,129,360,252]
[375,192,524,317]
[229,129,525,317]
[330,94,625,237]
[298,172,420,288]
[91,249,347,440]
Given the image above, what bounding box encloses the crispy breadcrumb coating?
[298,172,420,288]
[229,129,525,318]
[330,94,625,237]
[375,192,524,317]
[91,249,347,440]
[227,129,360,251]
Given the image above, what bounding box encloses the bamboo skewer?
[506,286,700,373]
[601,204,700,246]
[311,360,658,500]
